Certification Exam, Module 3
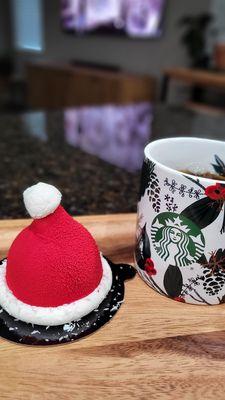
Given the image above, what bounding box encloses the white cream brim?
[0,255,112,326]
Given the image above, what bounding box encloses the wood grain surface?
[1,213,225,400]
[164,67,225,89]
[27,62,156,109]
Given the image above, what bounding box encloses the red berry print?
[173,296,185,303]
[144,258,157,276]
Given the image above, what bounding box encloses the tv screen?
[61,0,166,38]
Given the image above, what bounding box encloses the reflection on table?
[64,102,152,172]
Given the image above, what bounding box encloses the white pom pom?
[23,182,62,219]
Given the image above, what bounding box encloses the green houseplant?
[178,13,213,69]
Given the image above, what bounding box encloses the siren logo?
[151,212,205,267]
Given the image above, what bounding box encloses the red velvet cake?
[0,182,112,326]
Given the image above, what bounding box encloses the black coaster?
[0,257,136,346]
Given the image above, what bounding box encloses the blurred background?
[1,0,225,218]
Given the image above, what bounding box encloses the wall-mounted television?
[61,0,166,38]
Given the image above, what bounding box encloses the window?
[11,0,43,52]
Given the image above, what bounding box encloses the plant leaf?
[142,223,151,259]
[181,197,220,229]
[211,164,225,175]
[135,244,145,270]
[211,155,225,177]
[163,265,183,298]
[215,155,225,168]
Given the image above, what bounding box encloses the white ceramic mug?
[135,137,225,305]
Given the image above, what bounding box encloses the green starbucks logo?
[151,212,205,267]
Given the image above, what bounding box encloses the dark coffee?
[180,170,225,181]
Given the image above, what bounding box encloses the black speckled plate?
[0,257,136,346]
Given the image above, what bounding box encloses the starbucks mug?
[135,137,225,305]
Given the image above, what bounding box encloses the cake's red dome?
[6,205,103,307]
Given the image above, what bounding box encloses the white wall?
[210,0,225,44]
[41,0,211,78]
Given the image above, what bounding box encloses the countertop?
[2,103,225,219]
[0,104,152,218]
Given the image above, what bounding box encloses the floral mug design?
[135,137,225,305]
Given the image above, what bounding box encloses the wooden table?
[160,67,225,104]
[1,214,225,399]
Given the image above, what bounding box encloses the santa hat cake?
[0,182,112,326]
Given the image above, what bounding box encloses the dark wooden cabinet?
[27,61,156,109]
